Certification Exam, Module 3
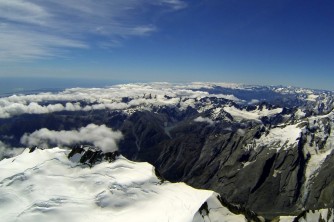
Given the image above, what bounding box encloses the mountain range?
[0,82,333,221]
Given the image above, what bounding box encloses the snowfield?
[223,105,283,122]
[0,147,245,222]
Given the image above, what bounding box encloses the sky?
[0,0,334,90]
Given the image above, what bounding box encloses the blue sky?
[0,0,334,90]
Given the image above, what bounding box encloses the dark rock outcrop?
[68,145,120,166]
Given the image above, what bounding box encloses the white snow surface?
[223,105,283,122]
[244,124,303,152]
[258,124,302,150]
[0,147,241,222]
[295,109,306,119]
[277,216,295,222]
[306,94,319,101]
[297,209,334,222]
[193,193,245,222]
[301,111,334,204]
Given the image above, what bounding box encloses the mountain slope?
[0,147,246,222]
[0,82,334,220]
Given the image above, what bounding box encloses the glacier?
[0,147,245,222]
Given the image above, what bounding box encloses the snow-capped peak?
[0,147,246,222]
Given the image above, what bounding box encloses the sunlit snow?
[0,147,245,222]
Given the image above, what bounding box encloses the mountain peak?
[0,147,247,222]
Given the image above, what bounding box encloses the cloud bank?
[20,124,123,153]
[0,0,186,61]
[0,83,242,118]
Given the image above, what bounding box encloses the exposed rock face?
[193,193,250,222]
[305,153,334,210]
[67,145,120,166]
[114,106,334,219]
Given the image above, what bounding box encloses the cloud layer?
[20,124,123,153]
[0,0,186,60]
[0,83,242,118]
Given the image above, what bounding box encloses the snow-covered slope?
[193,193,248,222]
[223,105,283,122]
[279,209,334,222]
[295,209,334,222]
[0,147,245,222]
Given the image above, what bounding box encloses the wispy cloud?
[158,0,187,10]
[0,0,186,61]
[0,0,50,25]
[0,24,88,60]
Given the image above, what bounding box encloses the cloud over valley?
[20,124,123,153]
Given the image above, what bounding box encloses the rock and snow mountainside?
[0,147,246,222]
[1,82,334,221]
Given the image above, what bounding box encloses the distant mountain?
[0,83,333,221]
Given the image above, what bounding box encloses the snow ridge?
[0,147,243,222]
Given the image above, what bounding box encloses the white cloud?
[0,25,87,61]
[65,102,81,111]
[0,101,82,118]
[0,0,50,25]
[156,0,187,10]
[194,116,215,125]
[0,0,186,60]
[20,124,123,153]
[237,128,245,136]
[249,99,260,105]
[0,83,243,118]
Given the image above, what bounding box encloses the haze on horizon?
[0,0,333,90]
